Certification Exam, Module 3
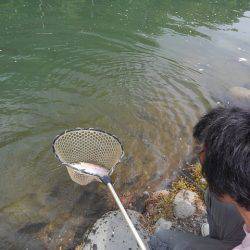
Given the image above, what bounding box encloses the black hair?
[193,106,250,210]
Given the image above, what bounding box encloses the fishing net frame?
[52,128,124,185]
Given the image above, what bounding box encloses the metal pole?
[107,183,147,250]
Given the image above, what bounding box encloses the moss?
[142,162,207,233]
[191,163,207,191]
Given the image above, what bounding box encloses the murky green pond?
[0,0,250,248]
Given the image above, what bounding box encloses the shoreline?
[76,162,207,249]
[140,162,207,235]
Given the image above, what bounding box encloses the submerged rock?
[83,210,149,250]
[173,190,197,219]
[36,215,90,249]
[230,86,250,100]
[17,222,48,234]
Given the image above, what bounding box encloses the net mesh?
[53,128,123,185]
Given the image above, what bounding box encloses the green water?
[0,0,250,248]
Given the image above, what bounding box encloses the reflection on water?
[0,0,250,248]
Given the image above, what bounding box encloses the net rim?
[52,127,125,166]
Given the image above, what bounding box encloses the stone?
[17,222,48,234]
[83,210,149,250]
[143,191,150,198]
[36,215,87,249]
[154,218,172,233]
[174,189,196,205]
[229,87,250,100]
[163,179,172,190]
[133,192,150,213]
[173,190,197,219]
[201,222,210,237]
[200,178,206,184]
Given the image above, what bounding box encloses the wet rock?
[230,86,250,100]
[20,238,46,250]
[143,191,150,198]
[173,190,197,219]
[83,210,149,250]
[17,222,48,234]
[133,192,150,213]
[155,218,172,233]
[163,179,172,190]
[37,215,89,249]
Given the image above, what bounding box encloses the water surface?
[0,0,250,248]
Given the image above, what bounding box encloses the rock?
[83,210,149,250]
[37,215,87,249]
[174,200,196,219]
[163,179,172,190]
[152,190,170,199]
[145,203,157,216]
[173,190,197,219]
[154,218,172,233]
[174,189,196,205]
[201,222,210,237]
[200,178,206,184]
[133,192,150,213]
[17,222,48,234]
[229,87,250,100]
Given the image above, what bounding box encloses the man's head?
[193,106,250,210]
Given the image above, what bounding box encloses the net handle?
[99,176,147,250]
[107,183,147,250]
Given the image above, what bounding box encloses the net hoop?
[52,128,124,185]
